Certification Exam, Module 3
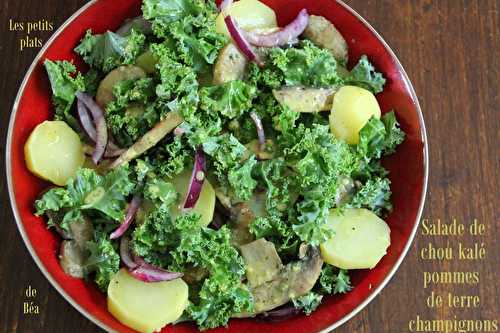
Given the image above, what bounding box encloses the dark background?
[0,1,498,332]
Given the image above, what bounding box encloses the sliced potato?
[216,0,277,37]
[213,43,248,84]
[108,269,188,333]
[303,15,348,62]
[320,208,390,269]
[273,86,337,113]
[170,169,216,227]
[96,65,146,108]
[25,121,84,186]
[329,85,381,144]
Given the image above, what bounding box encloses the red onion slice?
[129,265,184,283]
[259,305,302,322]
[77,93,124,158]
[120,237,138,269]
[77,99,97,140]
[250,112,266,149]
[218,0,233,11]
[120,236,183,282]
[183,150,206,210]
[76,91,108,164]
[243,9,309,47]
[224,15,264,67]
[110,196,141,239]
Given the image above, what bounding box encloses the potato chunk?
[216,0,277,37]
[213,43,248,84]
[320,208,390,269]
[273,86,336,113]
[96,65,146,107]
[108,269,188,333]
[329,85,381,144]
[25,121,84,186]
[303,15,348,62]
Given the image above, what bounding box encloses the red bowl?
[6,0,428,332]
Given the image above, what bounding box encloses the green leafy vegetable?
[345,55,386,94]
[85,231,120,291]
[318,265,352,294]
[268,40,343,87]
[170,217,253,329]
[292,292,323,315]
[35,167,135,229]
[75,29,146,72]
[357,111,405,160]
[43,60,85,129]
[200,80,257,119]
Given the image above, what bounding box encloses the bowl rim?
[5,1,429,332]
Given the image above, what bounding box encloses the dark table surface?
[1,1,498,332]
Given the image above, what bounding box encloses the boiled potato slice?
[108,269,188,333]
[96,65,146,107]
[216,0,277,37]
[329,85,381,144]
[320,208,390,269]
[25,121,84,186]
[303,15,349,62]
[170,169,216,227]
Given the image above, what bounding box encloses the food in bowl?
[27,0,406,332]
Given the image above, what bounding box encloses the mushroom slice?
[303,15,348,62]
[237,245,323,316]
[240,238,283,287]
[273,86,336,113]
[213,43,248,84]
[59,240,86,278]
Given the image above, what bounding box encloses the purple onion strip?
[243,9,309,47]
[250,112,266,149]
[129,266,184,283]
[218,0,233,11]
[224,15,264,67]
[259,305,302,322]
[75,91,108,164]
[120,237,138,269]
[120,236,183,282]
[110,196,141,240]
[183,150,206,210]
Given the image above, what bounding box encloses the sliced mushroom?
[240,238,283,287]
[236,244,323,316]
[213,43,248,84]
[69,217,94,250]
[96,65,146,108]
[303,15,348,62]
[59,240,86,278]
[273,86,337,113]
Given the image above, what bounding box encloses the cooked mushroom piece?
[273,86,337,113]
[69,218,94,250]
[213,43,248,84]
[236,244,323,316]
[303,15,349,62]
[59,240,86,278]
[240,238,283,287]
[96,65,147,108]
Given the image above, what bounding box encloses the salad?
[26,0,405,332]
